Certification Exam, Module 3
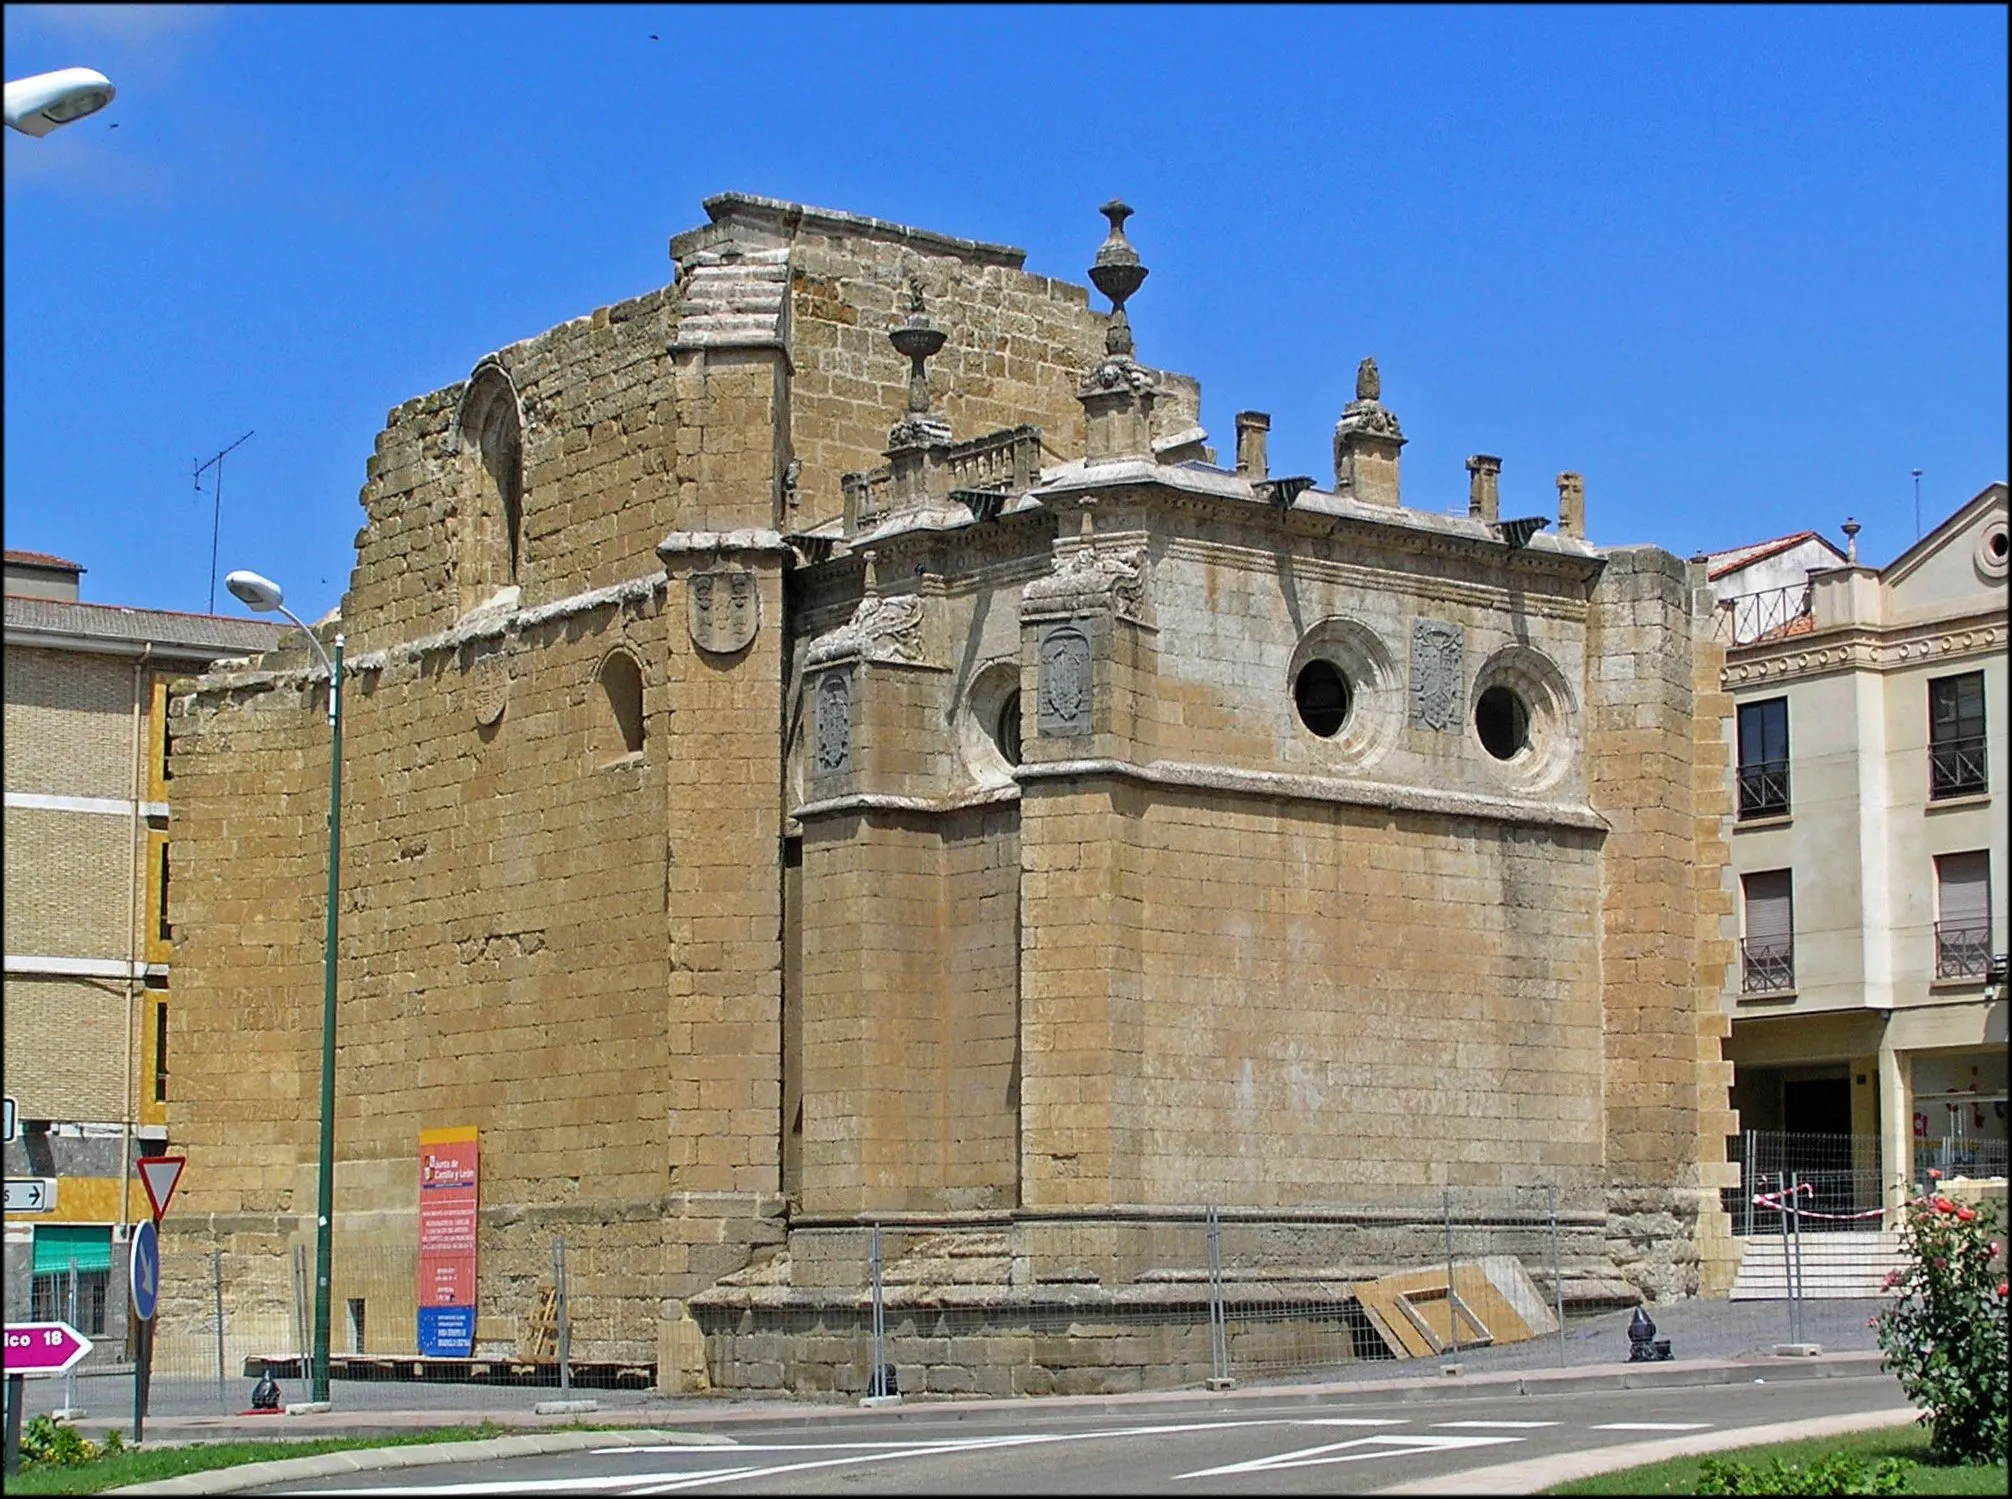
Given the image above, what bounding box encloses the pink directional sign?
[4,1320,93,1374]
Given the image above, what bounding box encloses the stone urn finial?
[888,279,947,415]
[1088,199,1149,358]
[1356,356,1380,403]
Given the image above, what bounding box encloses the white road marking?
[620,1420,1388,1495]
[1432,1420,1558,1429]
[1592,1421,1713,1431]
[1176,1432,1522,1480]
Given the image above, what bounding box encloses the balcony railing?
[1740,938,1796,994]
[1714,583,1813,646]
[1737,759,1791,819]
[1935,921,1992,980]
[1929,735,1988,799]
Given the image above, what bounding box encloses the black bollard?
[1626,1306,1658,1363]
[250,1362,283,1411]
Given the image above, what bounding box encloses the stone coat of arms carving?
[689,567,760,654]
[813,670,852,776]
[1409,619,1464,731]
[1038,623,1093,737]
[469,645,511,727]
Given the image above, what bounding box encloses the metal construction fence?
[823,1187,1590,1399]
[136,1234,592,1410]
[1721,1129,2010,1236]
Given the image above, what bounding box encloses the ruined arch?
[452,359,526,613]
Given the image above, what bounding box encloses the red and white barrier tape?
[1751,1182,1888,1222]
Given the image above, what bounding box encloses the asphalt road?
[260,1372,1912,1496]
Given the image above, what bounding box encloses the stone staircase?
[1728,1230,1904,1300]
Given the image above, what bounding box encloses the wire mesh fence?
[747,1189,1592,1399]
[129,1234,597,1414]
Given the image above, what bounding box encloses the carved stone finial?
[1842,516,1861,564]
[1356,357,1380,403]
[1088,199,1149,359]
[888,285,948,418]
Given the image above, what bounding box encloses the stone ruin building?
[163,193,1742,1396]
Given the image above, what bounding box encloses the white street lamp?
[224,569,343,1405]
[4,68,116,136]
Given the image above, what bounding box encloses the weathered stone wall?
[340,286,682,656]
[1016,780,1607,1211]
[1585,548,1740,1300]
[794,806,1019,1217]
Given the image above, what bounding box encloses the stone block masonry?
[163,192,1739,1388]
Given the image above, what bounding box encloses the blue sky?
[5,4,2006,627]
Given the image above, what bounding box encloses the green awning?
[33,1225,112,1274]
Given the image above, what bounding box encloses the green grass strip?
[6,1420,530,1496]
[1544,1423,2008,1495]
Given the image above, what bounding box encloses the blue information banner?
[417,1305,474,1357]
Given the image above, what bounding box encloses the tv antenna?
[195,430,255,613]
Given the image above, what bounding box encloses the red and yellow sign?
[416,1126,478,1356]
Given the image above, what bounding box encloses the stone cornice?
[190,573,668,695]
[1021,757,1608,831]
[1724,616,2006,688]
[791,782,1022,822]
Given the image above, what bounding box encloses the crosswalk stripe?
[1593,1421,1712,1431]
[1433,1420,1558,1429]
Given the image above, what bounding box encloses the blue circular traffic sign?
[130,1218,160,1321]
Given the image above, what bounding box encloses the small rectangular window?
[157,842,173,943]
[1741,869,1795,994]
[154,999,170,1103]
[1736,698,1790,818]
[1935,852,1992,980]
[1929,672,1988,798]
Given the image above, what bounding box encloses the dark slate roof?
[3,594,287,660]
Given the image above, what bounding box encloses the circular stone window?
[960,659,1025,787]
[1469,644,1577,792]
[1293,659,1353,738]
[1979,518,2010,582]
[993,691,1023,767]
[1285,617,1400,770]
[1475,685,1529,760]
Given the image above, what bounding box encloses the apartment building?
[1709,485,2009,1209]
[3,550,280,1356]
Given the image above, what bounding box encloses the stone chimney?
[1234,411,1270,480]
[1555,472,1584,540]
[1332,357,1405,506]
[1080,200,1158,464]
[1465,455,1502,522]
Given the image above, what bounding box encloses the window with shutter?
[1935,851,1991,979]
[1741,869,1795,993]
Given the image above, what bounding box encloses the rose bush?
[1872,1176,2008,1466]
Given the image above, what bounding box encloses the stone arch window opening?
[456,366,526,610]
[596,649,646,763]
[1476,684,1530,761]
[1293,658,1353,738]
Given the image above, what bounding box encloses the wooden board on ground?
[1350,1255,1556,1360]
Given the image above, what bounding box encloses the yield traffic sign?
[4,1321,93,1375]
[136,1156,185,1221]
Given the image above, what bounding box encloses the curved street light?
[4,67,116,136]
[224,569,343,1405]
